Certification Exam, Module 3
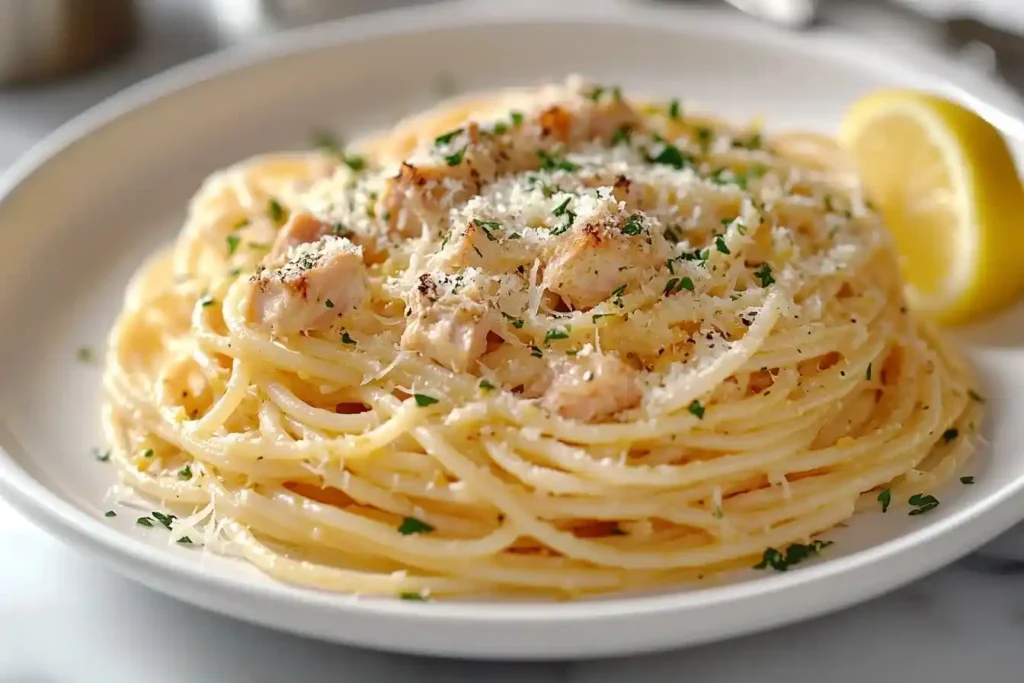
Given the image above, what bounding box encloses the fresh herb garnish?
[620,214,644,235]
[942,428,959,443]
[152,511,176,530]
[544,327,570,344]
[434,128,463,146]
[93,448,111,463]
[866,363,872,381]
[610,284,627,299]
[647,143,692,170]
[960,476,975,485]
[400,592,427,601]
[413,394,439,407]
[179,465,192,480]
[878,488,891,513]
[688,400,705,419]
[696,127,713,153]
[341,332,357,345]
[143,449,154,458]
[398,516,434,535]
[510,111,524,126]
[325,299,335,309]
[668,98,681,120]
[268,198,287,226]
[553,197,572,217]
[538,149,578,172]
[472,218,502,242]
[714,235,730,255]
[611,126,632,146]
[136,517,154,528]
[199,296,215,308]
[530,346,543,358]
[754,540,832,571]
[177,536,193,545]
[501,312,525,329]
[479,380,496,391]
[77,346,94,363]
[908,493,940,516]
[753,263,775,287]
[664,277,695,295]
[585,85,605,101]
[226,234,241,255]
[105,510,117,518]
[444,147,467,166]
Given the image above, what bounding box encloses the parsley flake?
[152,511,176,530]
[143,449,154,458]
[325,299,335,309]
[544,327,570,344]
[688,400,705,419]
[538,149,578,172]
[93,448,111,463]
[178,465,192,480]
[530,346,543,358]
[553,197,572,217]
[105,510,117,518]
[611,126,632,146]
[754,540,832,571]
[585,85,605,101]
[268,198,287,226]
[444,147,467,166]
[908,493,940,516]
[400,592,427,601]
[610,284,627,299]
[878,488,891,513]
[960,476,975,485]
[715,235,730,254]
[942,428,959,443]
[479,379,496,392]
[754,263,775,287]
[199,295,215,308]
[434,128,463,146]
[341,332,357,345]
[647,143,692,169]
[668,98,681,120]
[866,363,872,381]
[177,536,193,545]
[398,517,434,535]
[413,394,439,407]
[620,214,644,235]
[77,346,94,363]
[510,111,525,126]
[502,312,525,329]
[226,234,241,255]
[136,517,154,528]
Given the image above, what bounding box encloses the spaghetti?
[102,77,980,599]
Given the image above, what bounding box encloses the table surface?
[3,2,1024,681]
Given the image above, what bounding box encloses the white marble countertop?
[2,1,1024,681]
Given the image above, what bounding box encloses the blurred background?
[2,0,1024,173]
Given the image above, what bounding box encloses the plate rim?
[2,0,1024,659]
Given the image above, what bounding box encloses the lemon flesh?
[839,90,1024,325]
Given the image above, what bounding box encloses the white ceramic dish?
[2,0,1024,661]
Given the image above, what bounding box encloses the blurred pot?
[0,0,137,86]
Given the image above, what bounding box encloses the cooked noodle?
[101,77,980,599]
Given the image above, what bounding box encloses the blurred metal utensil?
[0,0,137,87]
[722,0,820,29]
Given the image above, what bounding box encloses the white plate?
[2,0,1024,661]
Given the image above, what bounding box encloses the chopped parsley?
[551,209,577,236]
[331,222,350,237]
[620,214,644,235]
[611,126,632,146]
[668,98,681,120]
[530,346,543,358]
[400,592,427,601]
[325,299,335,309]
[479,379,496,392]
[178,465,192,480]
[152,511,176,530]
[647,143,692,170]
[268,198,287,226]
[942,428,959,443]
[444,147,467,166]
[753,263,775,287]
[143,449,154,458]
[199,296,215,308]
[93,448,111,463]
[510,111,524,126]
[398,516,434,535]
[472,219,501,242]
[544,327,570,344]
[908,493,940,516]
[136,517,154,528]
[960,476,975,485]
[664,277,695,295]
[434,128,463,146]
[177,536,193,545]
[688,400,705,419]
[413,393,439,407]
[105,510,117,518]
[968,389,985,403]
[585,85,605,101]
[754,540,832,571]
[341,332,357,345]
[878,488,891,513]
[553,197,572,217]
[310,130,342,154]
[714,235,730,255]
[696,127,713,153]
[538,149,578,172]
[866,363,872,381]
[226,234,241,255]
[610,284,627,298]
[502,312,525,329]
[77,346,94,363]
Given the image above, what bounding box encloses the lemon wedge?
[838,89,1024,325]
